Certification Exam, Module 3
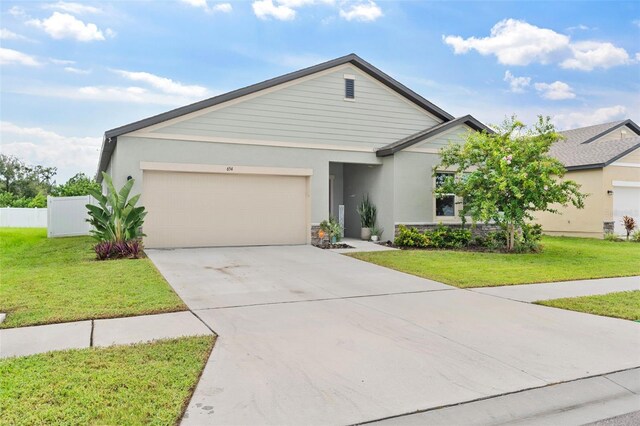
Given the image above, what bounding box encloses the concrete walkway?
[0,311,212,359]
[146,245,640,425]
[472,276,640,302]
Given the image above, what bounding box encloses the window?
[345,78,355,99]
[435,172,455,217]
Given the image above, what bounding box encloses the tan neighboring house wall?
[534,169,605,238]
[535,148,640,238]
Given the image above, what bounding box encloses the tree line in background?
[0,154,100,208]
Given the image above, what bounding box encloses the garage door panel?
[143,171,308,248]
[613,186,640,235]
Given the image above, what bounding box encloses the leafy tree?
[434,116,587,251]
[0,154,57,204]
[53,173,101,197]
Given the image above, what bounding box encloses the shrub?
[604,232,621,242]
[356,194,376,228]
[93,239,143,260]
[522,223,542,243]
[622,216,636,240]
[394,225,429,248]
[632,230,640,243]
[319,216,342,242]
[86,173,146,244]
[426,225,471,249]
[94,241,115,260]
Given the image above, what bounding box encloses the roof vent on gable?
[344,74,355,100]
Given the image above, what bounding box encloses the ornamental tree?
[434,116,587,251]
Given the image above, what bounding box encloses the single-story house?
[97,54,491,248]
[536,119,640,238]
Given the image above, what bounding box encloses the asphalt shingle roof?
[550,120,640,170]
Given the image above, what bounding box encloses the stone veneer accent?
[603,221,615,235]
[311,225,328,246]
[395,223,501,238]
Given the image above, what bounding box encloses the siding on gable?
[616,146,640,164]
[148,65,441,149]
[592,125,637,143]
[407,124,473,151]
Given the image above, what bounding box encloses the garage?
[141,163,310,248]
[613,181,640,235]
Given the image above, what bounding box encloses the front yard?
[348,236,640,287]
[536,291,640,321]
[0,228,186,329]
[0,336,214,425]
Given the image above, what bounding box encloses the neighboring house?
[97,54,490,248]
[536,120,640,238]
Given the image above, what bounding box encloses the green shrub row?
[394,223,542,252]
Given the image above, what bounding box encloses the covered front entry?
[141,163,311,248]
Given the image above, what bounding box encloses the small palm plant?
[86,173,147,259]
[622,216,636,241]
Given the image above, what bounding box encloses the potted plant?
[356,195,376,240]
[319,217,343,244]
[370,225,384,242]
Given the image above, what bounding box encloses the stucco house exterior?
[97,54,491,248]
[535,120,640,238]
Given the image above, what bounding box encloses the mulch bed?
[313,243,355,249]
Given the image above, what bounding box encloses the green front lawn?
[535,291,640,321]
[347,236,640,288]
[0,228,186,328]
[0,336,214,425]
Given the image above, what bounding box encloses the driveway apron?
[146,245,640,425]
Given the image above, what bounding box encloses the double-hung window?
[435,172,455,217]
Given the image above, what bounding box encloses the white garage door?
[142,169,309,248]
[613,183,640,235]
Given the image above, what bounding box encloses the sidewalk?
[370,368,640,425]
[471,276,640,302]
[0,311,213,359]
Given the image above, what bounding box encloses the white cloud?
[567,24,590,31]
[0,48,40,66]
[443,19,631,71]
[27,12,112,42]
[560,41,630,71]
[113,70,209,97]
[503,70,531,93]
[180,0,232,14]
[64,66,91,74]
[0,28,28,40]
[553,105,627,129]
[8,6,27,17]
[339,1,382,22]
[43,2,103,15]
[50,58,75,65]
[0,121,101,180]
[534,81,576,100]
[252,0,296,21]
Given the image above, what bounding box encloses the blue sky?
[1,0,639,181]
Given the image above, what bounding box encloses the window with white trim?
[435,172,455,217]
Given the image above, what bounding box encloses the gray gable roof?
[550,119,640,170]
[97,54,457,178]
[376,115,492,157]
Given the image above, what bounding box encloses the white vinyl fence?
[0,207,48,228]
[47,195,95,238]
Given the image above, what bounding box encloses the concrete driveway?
[147,245,640,425]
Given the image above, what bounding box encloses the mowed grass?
[536,291,640,321]
[0,228,186,328]
[347,236,640,288]
[0,336,215,425]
